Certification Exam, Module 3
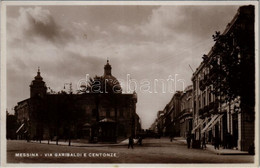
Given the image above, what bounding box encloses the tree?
[205,13,255,119]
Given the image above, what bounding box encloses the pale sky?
[6,5,242,129]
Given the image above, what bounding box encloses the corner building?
[15,61,141,142]
[191,5,255,151]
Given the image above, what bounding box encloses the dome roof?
[102,60,122,93]
[101,74,122,93]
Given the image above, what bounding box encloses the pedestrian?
[186,134,191,149]
[26,132,30,142]
[137,136,143,146]
[226,133,230,149]
[170,134,173,142]
[202,135,207,149]
[223,133,227,149]
[128,136,134,149]
[214,136,219,150]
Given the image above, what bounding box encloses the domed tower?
[30,67,47,98]
[104,59,112,76]
[102,59,122,93]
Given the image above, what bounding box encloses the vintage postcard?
[1,1,259,167]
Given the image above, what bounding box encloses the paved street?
[7,138,254,163]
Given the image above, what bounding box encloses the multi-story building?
[15,60,141,142]
[179,85,193,139]
[192,5,255,151]
[169,91,182,136]
[151,91,182,137]
[156,111,164,136]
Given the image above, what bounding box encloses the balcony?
[209,102,214,110]
[203,105,209,117]
[209,68,218,81]
[179,108,192,119]
[208,100,220,114]
[199,105,211,119]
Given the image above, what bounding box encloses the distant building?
[151,91,182,137]
[156,111,164,136]
[15,60,141,142]
[179,85,193,139]
[167,91,182,137]
[192,5,255,151]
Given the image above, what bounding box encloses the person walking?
[137,136,143,146]
[186,134,191,149]
[128,136,134,149]
[214,136,219,150]
[223,133,227,149]
[202,135,207,149]
[170,134,173,142]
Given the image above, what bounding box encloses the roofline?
[191,6,243,80]
[17,98,30,105]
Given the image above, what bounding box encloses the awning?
[16,123,24,134]
[201,115,219,134]
[191,119,207,133]
[207,114,224,131]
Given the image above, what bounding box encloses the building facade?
[179,85,193,139]
[191,5,255,151]
[15,61,141,142]
[150,91,182,137]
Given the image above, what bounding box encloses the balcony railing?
[209,102,214,110]
[208,100,220,114]
[179,108,192,119]
[209,68,218,81]
[199,105,211,119]
[203,105,209,117]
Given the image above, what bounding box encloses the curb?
[29,141,127,147]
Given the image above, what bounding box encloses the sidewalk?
[174,137,187,144]
[205,145,249,155]
[174,137,249,155]
[30,139,127,147]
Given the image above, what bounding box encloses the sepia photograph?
[1,1,259,167]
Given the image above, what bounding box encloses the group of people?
[128,133,233,151]
[222,133,235,149]
[184,133,221,150]
[212,136,220,150]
